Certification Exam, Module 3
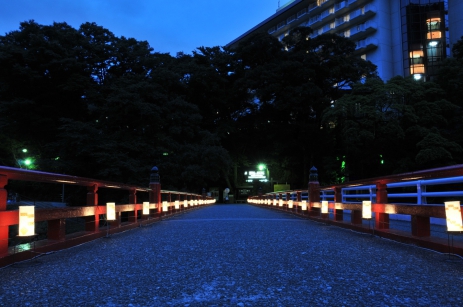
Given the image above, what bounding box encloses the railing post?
[48,219,65,241]
[333,187,343,221]
[309,166,320,216]
[375,182,389,230]
[128,189,137,223]
[411,216,431,237]
[149,166,161,215]
[286,192,290,211]
[296,191,301,213]
[85,184,99,232]
[0,174,8,255]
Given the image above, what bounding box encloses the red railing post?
[375,182,390,230]
[0,174,8,255]
[309,166,320,216]
[286,192,290,211]
[128,189,137,223]
[85,184,99,232]
[411,216,431,237]
[149,166,161,215]
[48,219,65,241]
[296,191,301,213]
[333,187,343,221]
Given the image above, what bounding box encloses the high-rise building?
[227,0,462,81]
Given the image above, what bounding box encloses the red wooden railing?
[0,166,214,267]
[248,165,463,256]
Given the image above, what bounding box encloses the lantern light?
[184,200,188,208]
[18,206,35,237]
[279,199,283,207]
[142,202,150,215]
[106,202,116,221]
[444,201,463,232]
[288,200,293,209]
[162,201,168,212]
[175,200,180,210]
[362,201,372,219]
[301,200,307,211]
[321,201,328,214]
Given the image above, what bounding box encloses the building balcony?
[355,37,378,53]
[349,20,377,40]
[349,4,376,25]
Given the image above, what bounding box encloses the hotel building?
[227,0,463,81]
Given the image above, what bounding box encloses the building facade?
[228,0,461,81]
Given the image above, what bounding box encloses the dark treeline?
[1,21,463,194]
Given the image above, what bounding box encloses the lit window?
[410,64,425,74]
[427,31,441,39]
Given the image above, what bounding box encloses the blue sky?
[0,0,281,55]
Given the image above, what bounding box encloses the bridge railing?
[0,166,215,267]
[248,165,463,256]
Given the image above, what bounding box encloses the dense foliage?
[1,21,462,195]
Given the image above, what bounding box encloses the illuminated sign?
[244,171,267,182]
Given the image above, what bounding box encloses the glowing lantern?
[444,201,463,232]
[106,202,116,221]
[162,201,168,212]
[288,200,293,209]
[301,200,307,211]
[362,201,372,219]
[279,199,283,207]
[18,206,35,237]
[142,202,150,215]
[321,201,328,214]
[175,200,180,209]
[184,200,188,208]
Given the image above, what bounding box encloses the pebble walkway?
[1,204,463,306]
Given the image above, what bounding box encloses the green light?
[22,149,28,153]
[258,164,266,171]
[24,158,32,166]
[163,152,169,156]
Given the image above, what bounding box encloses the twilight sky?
[0,0,282,55]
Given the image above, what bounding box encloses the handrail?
[0,166,215,267]
[0,166,150,192]
[248,164,463,256]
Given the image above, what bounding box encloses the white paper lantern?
[142,202,150,215]
[322,201,328,214]
[301,200,307,211]
[444,201,463,232]
[362,201,372,219]
[106,202,116,221]
[18,206,35,237]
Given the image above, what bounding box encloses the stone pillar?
[375,182,389,230]
[149,166,161,214]
[85,184,99,232]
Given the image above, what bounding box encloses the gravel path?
[1,204,463,306]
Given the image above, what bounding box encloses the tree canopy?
[1,21,462,194]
